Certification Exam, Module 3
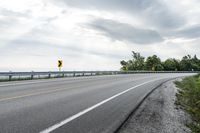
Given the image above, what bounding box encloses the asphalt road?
[0,73,194,133]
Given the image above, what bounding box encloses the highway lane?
[0,73,194,133]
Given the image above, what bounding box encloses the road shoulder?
[118,79,191,133]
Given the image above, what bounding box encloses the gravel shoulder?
[118,79,191,133]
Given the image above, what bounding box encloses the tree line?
[120,51,200,71]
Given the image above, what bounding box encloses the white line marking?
[40,77,166,133]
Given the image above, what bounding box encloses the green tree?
[146,55,163,71]
[179,55,200,71]
[120,51,145,71]
[180,55,192,71]
[191,55,200,71]
[120,60,128,71]
[131,51,145,70]
[163,58,180,71]
[120,52,200,71]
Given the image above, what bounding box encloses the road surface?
[0,73,193,133]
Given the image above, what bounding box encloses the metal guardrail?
[0,71,199,81]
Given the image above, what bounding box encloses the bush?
[175,74,200,132]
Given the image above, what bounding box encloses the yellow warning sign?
[58,60,63,68]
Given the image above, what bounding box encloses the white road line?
[40,77,167,133]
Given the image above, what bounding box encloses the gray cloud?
[86,18,163,44]
[176,25,200,38]
[162,25,200,39]
[56,0,185,29]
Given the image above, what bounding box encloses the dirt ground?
[118,79,191,133]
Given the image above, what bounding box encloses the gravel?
[118,79,191,133]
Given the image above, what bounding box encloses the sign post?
[58,60,63,71]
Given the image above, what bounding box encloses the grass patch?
[175,74,200,133]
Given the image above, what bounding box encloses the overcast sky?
[0,0,200,71]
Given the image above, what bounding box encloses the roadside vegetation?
[175,74,200,133]
[120,51,200,71]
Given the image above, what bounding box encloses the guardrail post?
[9,75,12,81]
[31,74,34,80]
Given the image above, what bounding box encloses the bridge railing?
[0,71,199,81]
